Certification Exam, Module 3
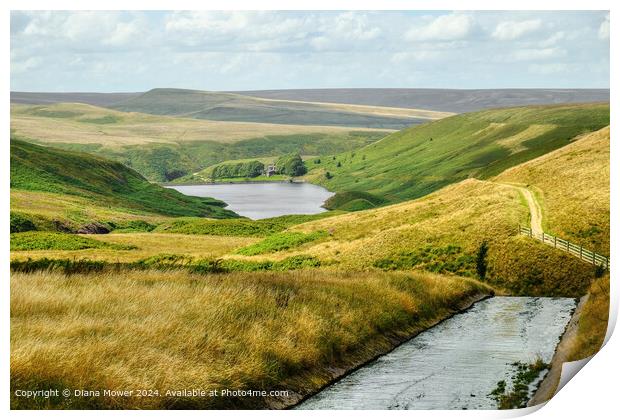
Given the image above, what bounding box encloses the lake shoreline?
[162,179,305,187]
[167,182,334,219]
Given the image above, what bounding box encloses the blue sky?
[10,10,610,92]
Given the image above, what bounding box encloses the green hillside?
[106,131,387,182]
[111,88,431,129]
[305,103,610,204]
[12,102,391,182]
[10,139,237,219]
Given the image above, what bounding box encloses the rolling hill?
[12,88,609,114]
[10,91,141,106]
[110,88,444,129]
[234,88,610,113]
[305,103,610,205]
[11,102,390,182]
[11,102,390,146]
[10,139,238,224]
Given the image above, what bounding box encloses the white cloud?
[308,12,382,51]
[492,19,542,41]
[511,48,565,61]
[539,31,566,47]
[103,21,144,46]
[164,11,251,38]
[331,12,382,41]
[599,13,610,40]
[9,11,610,91]
[406,14,475,41]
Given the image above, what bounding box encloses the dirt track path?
[498,183,543,234]
[516,186,543,234]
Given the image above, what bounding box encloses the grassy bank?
[11,269,491,409]
[566,274,610,361]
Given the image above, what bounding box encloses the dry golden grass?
[11,103,391,147]
[254,179,527,268]
[254,96,454,120]
[10,233,256,263]
[232,178,597,296]
[495,126,610,254]
[566,274,610,361]
[10,268,490,409]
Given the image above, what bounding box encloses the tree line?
[210,154,307,179]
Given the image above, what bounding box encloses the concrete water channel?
[297,296,575,410]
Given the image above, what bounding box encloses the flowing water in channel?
[168,182,334,219]
[297,296,575,410]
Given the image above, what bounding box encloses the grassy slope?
[10,233,257,263]
[10,190,171,233]
[322,191,388,211]
[12,103,390,181]
[10,213,345,263]
[111,88,439,129]
[305,103,609,204]
[10,139,237,220]
[248,178,597,297]
[495,126,610,254]
[566,274,610,360]
[11,102,388,145]
[11,269,490,409]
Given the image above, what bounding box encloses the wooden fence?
[519,225,609,269]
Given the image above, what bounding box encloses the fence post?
[592,252,596,265]
[580,246,583,259]
[554,236,557,248]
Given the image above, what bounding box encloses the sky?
[10,10,610,92]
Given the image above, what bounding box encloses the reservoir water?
[297,296,575,410]
[168,182,334,219]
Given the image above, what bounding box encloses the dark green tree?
[275,154,307,176]
[476,241,489,279]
